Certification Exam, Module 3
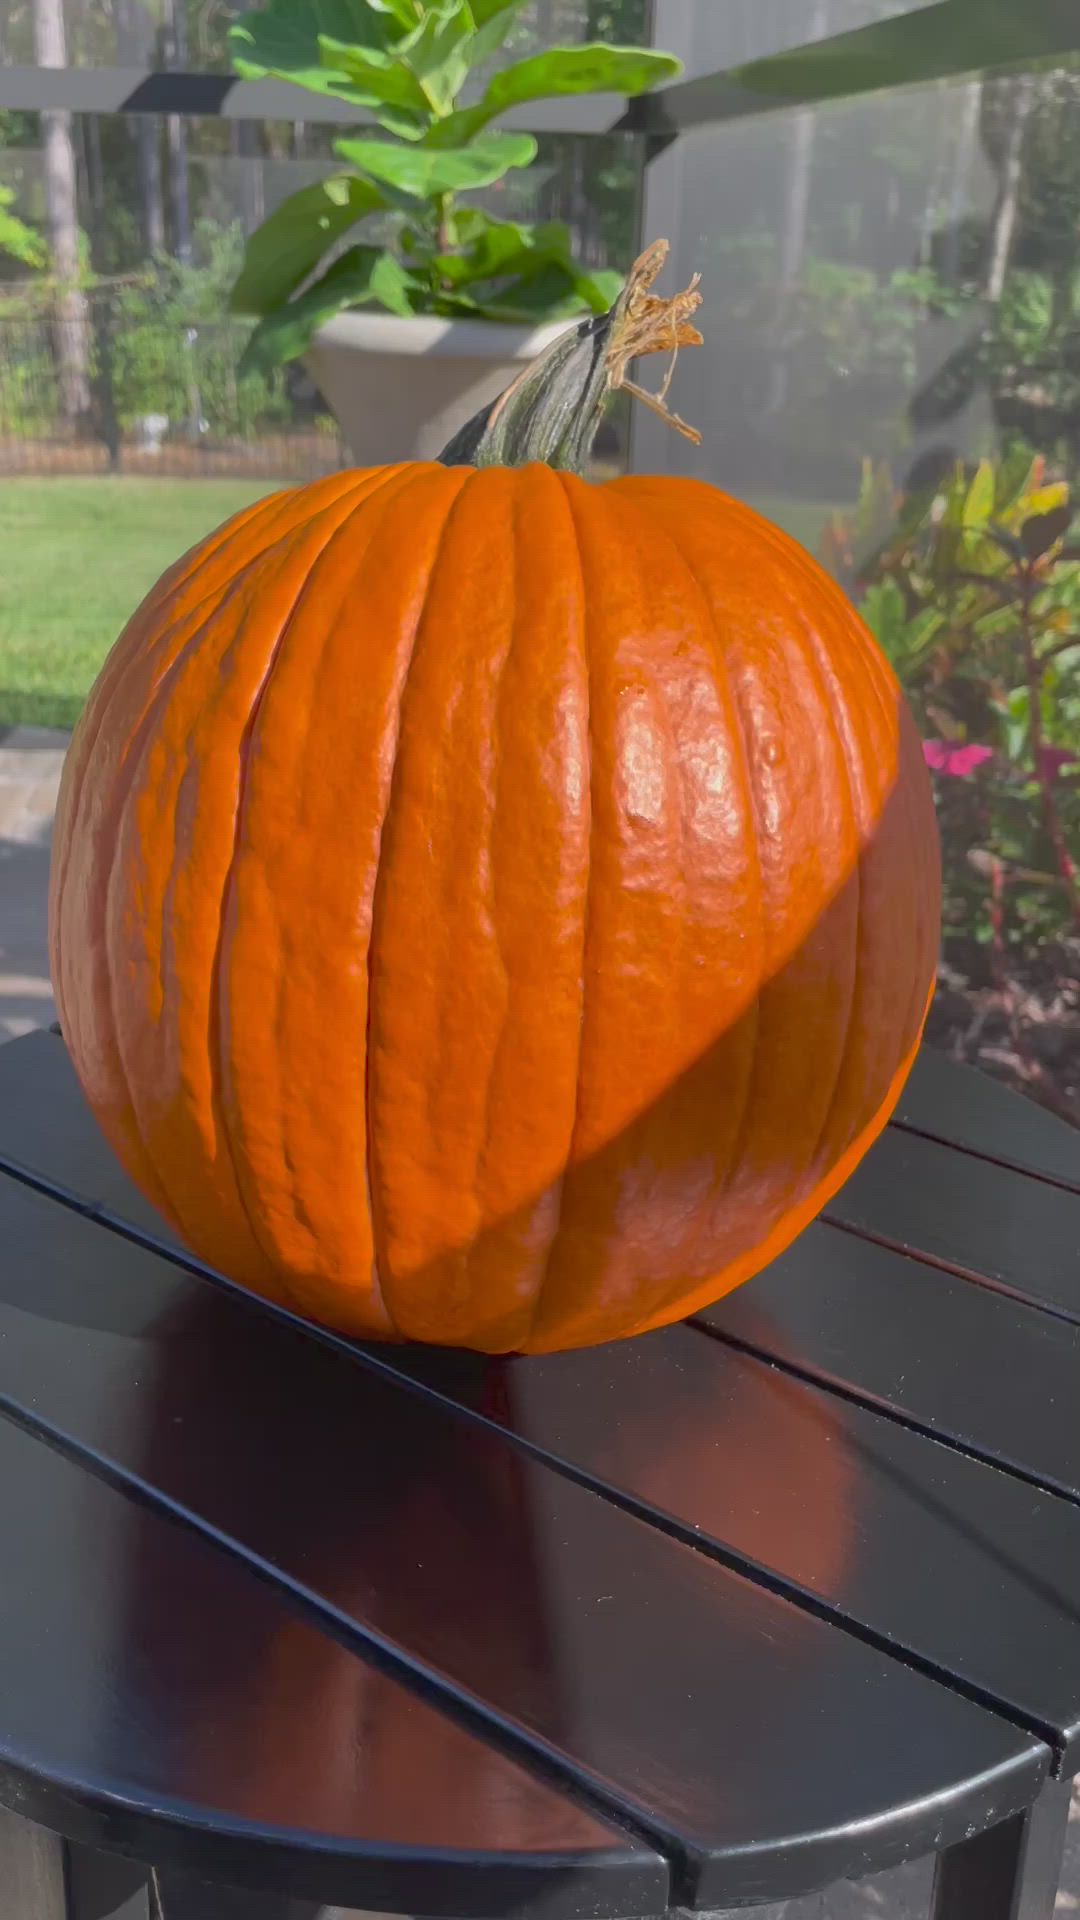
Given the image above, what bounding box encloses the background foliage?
[824,450,1080,1120]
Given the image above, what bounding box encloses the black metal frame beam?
[2,0,1080,131]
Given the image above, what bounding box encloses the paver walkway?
[0,727,66,1042]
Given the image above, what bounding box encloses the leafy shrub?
[110,222,291,437]
[822,449,1080,968]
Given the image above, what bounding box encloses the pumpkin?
[49,245,940,1354]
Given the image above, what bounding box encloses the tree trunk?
[138,119,167,255]
[79,112,107,268]
[233,120,265,237]
[763,0,829,418]
[985,74,1036,303]
[162,0,192,264]
[32,0,91,429]
[115,0,166,258]
[940,78,982,284]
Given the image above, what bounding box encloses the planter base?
[305,311,572,467]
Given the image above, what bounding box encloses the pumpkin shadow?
[108,1282,864,1905]
[106,1284,611,1914]
[395,1323,857,1604]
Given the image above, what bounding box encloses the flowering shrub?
[822,450,1080,1119]
[823,449,1080,952]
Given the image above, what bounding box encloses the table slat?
[896,1050,1079,1192]
[0,1159,1048,1910]
[389,1327,1080,1770]
[0,1407,661,1917]
[699,1222,1080,1501]
[827,1126,1080,1324]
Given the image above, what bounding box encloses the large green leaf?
[397,0,475,114]
[230,0,404,91]
[335,129,536,196]
[469,0,524,24]
[569,265,622,312]
[317,34,431,118]
[963,459,996,530]
[229,175,385,316]
[431,217,618,315]
[368,249,423,315]
[463,5,522,67]
[239,244,394,374]
[486,41,680,104]
[432,256,618,324]
[432,215,570,285]
[313,30,430,130]
[430,41,680,144]
[366,0,422,28]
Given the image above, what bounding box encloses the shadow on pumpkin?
[353,707,938,1353]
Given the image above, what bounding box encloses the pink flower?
[923,740,994,777]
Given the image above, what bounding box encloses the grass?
[0,477,844,734]
[0,478,282,730]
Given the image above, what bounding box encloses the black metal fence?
[0,288,346,478]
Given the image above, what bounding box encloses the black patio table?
[0,1027,1076,1920]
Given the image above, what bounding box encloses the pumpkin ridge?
[49,487,290,983]
[98,478,393,1276]
[101,500,360,1261]
[470,475,520,1297]
[693,499,889,1183]
[775,593,865,1194]
[51,486,305,1037]
[890,705,942,1085]
[781,572,932,1171]
[59,467,367,954]
[250,462,441,1317]
[521,469,594,1349]
[761,523,918,1184]
[773,551,924,1168]
[364,465,476,1337]
[615,484,770,1226]
[522,474,595,1351]
[728,527,874,1192]
[72,581,269,1225]
[208,466,424,1308]
[735,501,900,740]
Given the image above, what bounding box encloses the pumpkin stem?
[436,239,703,474]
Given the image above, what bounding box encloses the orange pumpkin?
[50,254,939,1355]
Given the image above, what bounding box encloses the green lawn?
[0,477,842,734]
[0,478,282,730]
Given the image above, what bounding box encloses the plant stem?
[436,191,452,257]
[437,239,703,476]
[1021,571,1080,925]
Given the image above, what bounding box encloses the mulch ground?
[927,938,1080,1128]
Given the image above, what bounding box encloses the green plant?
[112,222,292,438]
[226,0,679,373]
[0,184,44,271]
[822,450,1080,965]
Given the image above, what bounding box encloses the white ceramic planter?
[304,310,573,466]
